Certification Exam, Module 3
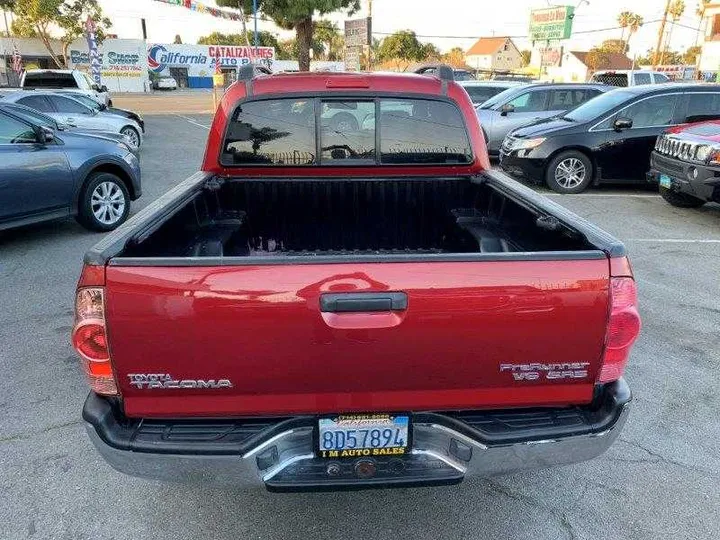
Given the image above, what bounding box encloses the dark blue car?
[0,107,141,232]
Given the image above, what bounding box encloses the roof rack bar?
[413,64,454,81]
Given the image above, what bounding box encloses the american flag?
[11,43,23,75]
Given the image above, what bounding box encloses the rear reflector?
[598,278,641,383]
[71,287,118,395]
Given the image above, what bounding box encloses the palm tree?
[662,0,686,63]
[626,14,644,53]
[617,11,633,42]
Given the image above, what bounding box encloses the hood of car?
[665,120,720,143]
[59,130,133,154]
[509,117,578,139]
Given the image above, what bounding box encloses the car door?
[0,111,74,222]
[679,91,720,123]
[45,95,101,131]
[489,89,551,149]
[594,93,680,180]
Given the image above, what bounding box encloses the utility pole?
[366,0,373,71]
[653,0,671,68]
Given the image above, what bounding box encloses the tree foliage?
[173,34,182,44]
[313,19,344,61]
[257,0,360,71]
[377,30,426,69]
[682,45,701,65]
[11,0,111,67]
[585,47,611,71]
[520,49,531,67]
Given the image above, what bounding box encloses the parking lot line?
[175,114,211,130]
[546,193,660,198]
[627,238,720,243]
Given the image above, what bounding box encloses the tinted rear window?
[380,99,472,164]
[463,85,508,104]
[24,72,77,88]
[222,97,472,166]
[223,98,316,165]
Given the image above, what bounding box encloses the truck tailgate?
[105,259,610,417]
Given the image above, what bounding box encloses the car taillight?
[598,277,641,383]
[71,287,118,395]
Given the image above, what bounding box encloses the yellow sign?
[213,73,224,86]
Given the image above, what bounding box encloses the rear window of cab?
[221,97,473,166]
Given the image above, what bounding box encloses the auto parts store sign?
[147,43,274,74]
[529,6,574,41]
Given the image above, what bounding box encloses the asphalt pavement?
[1,114,718,540]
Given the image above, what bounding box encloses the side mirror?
[38,126,55,143]
[100,85,108,93]
[500,103,515,116]
[91,84,100,91]
[613,117,633,131]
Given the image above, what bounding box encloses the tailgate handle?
[320,292,408,313]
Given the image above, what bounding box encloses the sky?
[99,0,705,57]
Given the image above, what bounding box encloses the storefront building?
[147,43,275,88]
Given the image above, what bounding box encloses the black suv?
[499,84,720,193]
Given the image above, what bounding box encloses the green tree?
[617,10,632,42]
[377,30,426,70]
[626,13,643,52]
[421,42,440,60]
[520,49,531,67]
[585,47,611,72]
[682,45,701,65]
[215,0,256,47]
[11,0,111,67]
[314,19,344,61]
[259,0,360,71]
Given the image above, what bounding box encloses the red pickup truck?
[73,66,640,491]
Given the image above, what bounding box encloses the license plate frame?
[316,413,411,458]
[659,174,673,188]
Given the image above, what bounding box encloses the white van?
[20,69,112,106]
[590,70,670,87]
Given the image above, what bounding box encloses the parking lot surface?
[1,114,718,540]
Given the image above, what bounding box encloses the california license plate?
[317,414,410,458]
[659,174,673,188]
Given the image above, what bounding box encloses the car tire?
[330,113,358,132]
[659,186,706,208]
[120,126,141,149]
[545,151,593,194]
[76,172,131,232]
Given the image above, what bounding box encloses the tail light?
[71,287,118,395]
[598,277,641,383]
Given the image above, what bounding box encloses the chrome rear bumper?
[84,380,630,490]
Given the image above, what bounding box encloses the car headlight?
[695,144,712,161]
[513,137,546,150]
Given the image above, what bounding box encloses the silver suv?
[476,83,608,155]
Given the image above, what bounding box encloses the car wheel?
[330,113,358,132]
[545,151,593,194]
[76,173,130,232]
[120,126,141,148]
[659,186,706,208]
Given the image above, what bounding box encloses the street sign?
[540,46,563,67]
[529,6,574,41]
[84,16,102,85]
[344,17,371,47]
[344,45,362,72]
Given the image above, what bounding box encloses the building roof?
[0,37,63,58]
[570,50,633,70]
[466,37,513,56]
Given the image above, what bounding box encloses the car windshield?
[561,89,635,123]
[478,86,524,109]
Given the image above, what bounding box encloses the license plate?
[317,414,410,458]
[659,174,673,188]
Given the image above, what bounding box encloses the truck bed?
[86,171,621,418]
